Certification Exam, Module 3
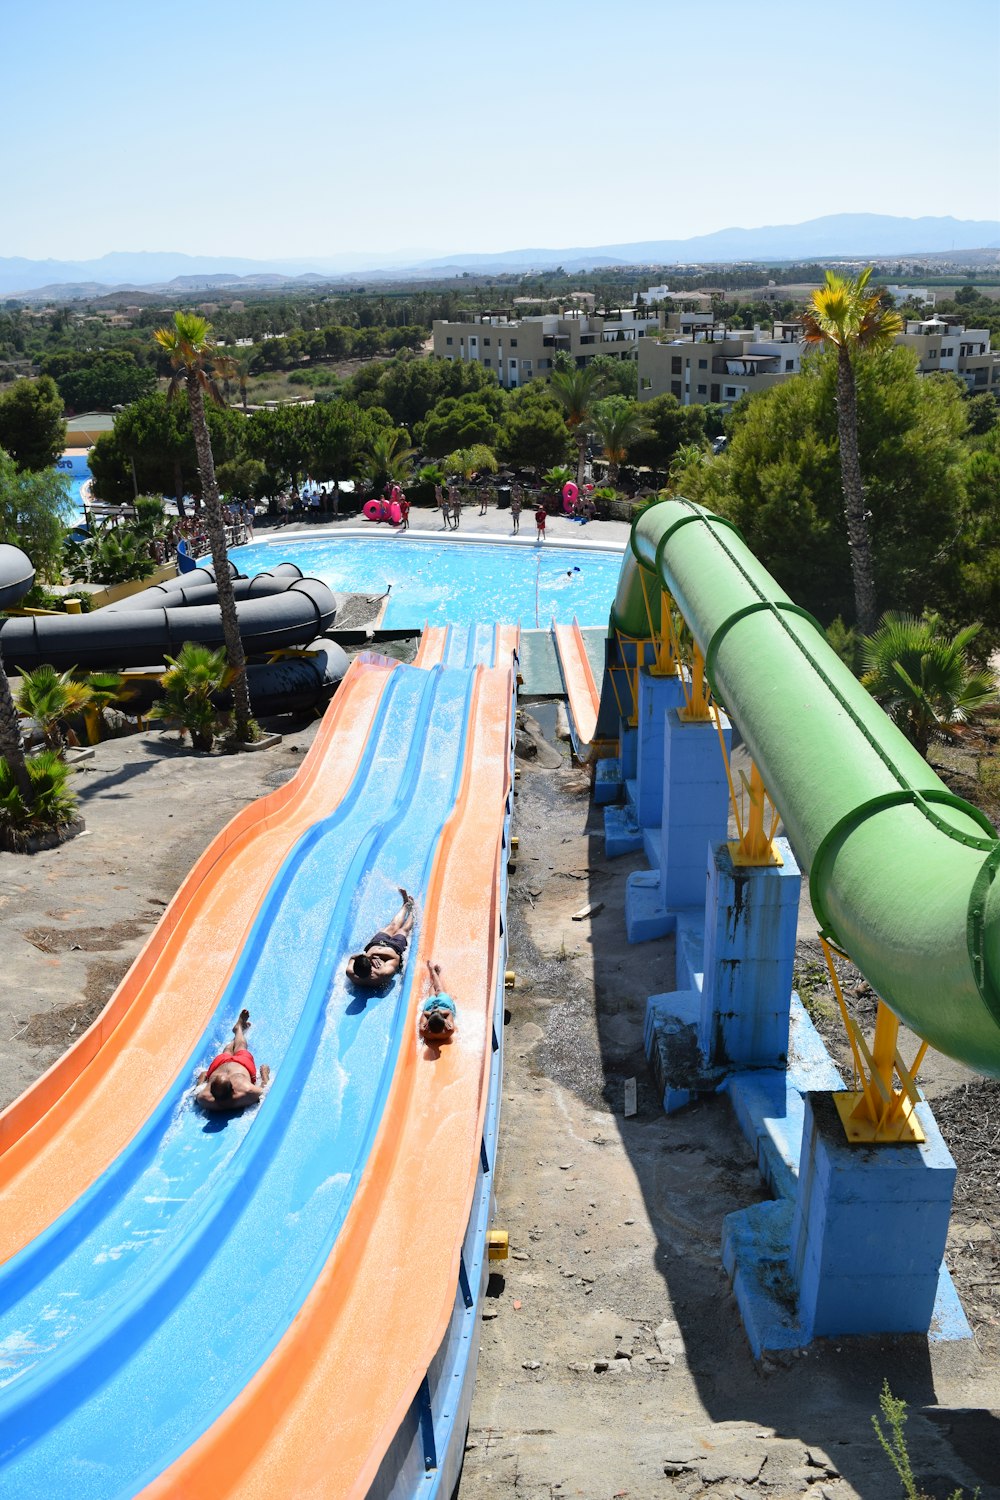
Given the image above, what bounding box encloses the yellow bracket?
[637,571,679,677]
[820,937,926,1144]
[487,1228,509,1261]
[677,642,712,723]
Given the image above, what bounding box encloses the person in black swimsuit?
[346,889,416,989]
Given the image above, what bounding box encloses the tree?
[153,312,253,740]
[588,354,639,398]
[549,363,606,487]
[89,394,198,511]
[801,267,903,631]
[418,394,500,457]
[0,376,66,471]
[628,394,707,471]
[588,395,652,484]
[443,444,498,482]
[497,385,573,473]
[713,346,973,630]
[861,612,996,757]
[0,447,73,581]
[14,666,93,750]
[53,353,157,413]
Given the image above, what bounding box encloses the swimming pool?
[226,533,623,629]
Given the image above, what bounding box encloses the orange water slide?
[0,658,396,1263]
[414,622,520,669]
[143,659,515,1499]
[553,616,603,753]
[413,624,449,666]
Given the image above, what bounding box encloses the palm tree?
[15,665,93,751]
[443,444,498,483]
[0,643,32,803]
[232,350,256,414]
[861,612,996,757]
[802,267,903,633]
[358,428,416,494]
[549,363,605,488]
[666,442,711,496]
[153,312,253,741]
[588,396,652,486]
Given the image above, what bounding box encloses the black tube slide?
[0,545,35,612]
[0,572,339,673]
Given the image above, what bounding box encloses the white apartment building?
[898,318,998,393]
[431,308,662,389]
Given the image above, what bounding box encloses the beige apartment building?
[431,308,662,388]
[638,316,1000,408]
[638,320,806,407]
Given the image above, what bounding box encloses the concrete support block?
[698,839,800,1069]
[791,1092,962,1339]
[604,803,642,859]
[659,709,731,913]
[635,669,684,829]
[594,757,622,805]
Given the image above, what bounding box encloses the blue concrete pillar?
[635,669,685,829]
[699,838,800,1068]
[660,707,731,913]
[620,725,638,780]
[791,1092,957,1338]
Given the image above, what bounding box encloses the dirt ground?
[1,713,999,1499]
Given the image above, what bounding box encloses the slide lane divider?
[0,666,478,1495]
[0,657,395,1261]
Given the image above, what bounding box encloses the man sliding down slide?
[196,1009,271,1111]
[346,889,416,990]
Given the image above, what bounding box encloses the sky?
[3,0,999,264]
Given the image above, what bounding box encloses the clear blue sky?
[4,0,999,262]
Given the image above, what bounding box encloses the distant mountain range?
[3,215,998,299]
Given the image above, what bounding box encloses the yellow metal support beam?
[678,642,712,723]
[820,938,926,1144]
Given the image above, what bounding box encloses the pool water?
[226,536,622,629]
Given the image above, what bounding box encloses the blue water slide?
[0,661,479,1499]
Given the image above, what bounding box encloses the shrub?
[15,665,93,751]
[0,749,78,845]
[147,642,235,752]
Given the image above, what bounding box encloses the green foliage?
[964,391,999,437]
[147,642,235,752]
[358,427,416,492]
[84,671,139,735]
[861,612,996,757]
[0,377,67,471]
[216,456,266,502]
[542,465,574,493]
[45,351,157,412]
[629,394,708,470]
[825,616,862,673]
[497,384,572,472]
[713,346,975,629]
[0,446,73,582]
[588,395,652,478]
[417,463,446,487]
[65,520,160,586]
[0,749,78,841]
[417,394,500,457]
[88,393,200,506]
[443,444,497,481]
[588,354,639,398]
[14,665,93,751]
[872,1380,977,1500]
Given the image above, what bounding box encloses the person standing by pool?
[399,492,410,530]
[436,484,448,529]
[478,485,490,518]
[449,486,462,530]
[535,503,547,540]
[510,484,523,535]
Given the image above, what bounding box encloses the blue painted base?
[644,989,724,1114]
[675,911,705,992]
[594,757,622,805]
[625,871,675,943]
[604,803,642,858]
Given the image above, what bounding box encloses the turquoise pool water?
[227,536,622,629]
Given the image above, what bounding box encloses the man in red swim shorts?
[195,1008,271,1111]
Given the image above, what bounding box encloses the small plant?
[826,615,862,674]
[83,672,139,742]
[872,1380,977,1500]
[147,642,234,752]
[15,665,93,751]
[0,749,78,845]
[542,464,574,494]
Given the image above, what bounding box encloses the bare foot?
[399,887,413,906]
[235,1009,250,1033]
[260,1065,271,1085]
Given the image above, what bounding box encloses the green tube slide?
[611,498,1000,1078]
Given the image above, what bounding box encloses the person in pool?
[195,1009,270,1111]
[346,888,416,989]
[419,960,458,1043]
